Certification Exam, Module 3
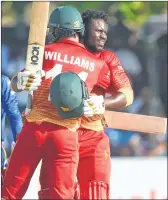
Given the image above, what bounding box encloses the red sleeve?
[96,62,110,90]
[97,50,132,94]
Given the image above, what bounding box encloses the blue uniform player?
[1,74,23,183]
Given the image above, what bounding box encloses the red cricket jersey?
[94,49,132,95]
[26,39,107,131]
[80,50,132,130]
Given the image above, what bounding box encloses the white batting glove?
[84,95,105,117]
[17,70,45,91]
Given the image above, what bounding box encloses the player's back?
[26,39,106,131]
[43,39,104,90]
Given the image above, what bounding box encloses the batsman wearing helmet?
[38,10,134,200]
[2,6,112,200]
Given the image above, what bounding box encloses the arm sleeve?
[96,62,111,90]
[95,51,134,106]
[96,51,132,92]
[108,52,132,91]
[107,53,134,106]
[2,76,23,141]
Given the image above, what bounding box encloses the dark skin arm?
[105,92,127,110]
[92,86,127,111]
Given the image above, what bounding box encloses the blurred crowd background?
[1,2,167,157]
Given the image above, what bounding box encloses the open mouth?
[99,40,105,45]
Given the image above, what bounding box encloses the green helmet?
[49,6,84,30]
[50,72,89,119]
[47,6,84,43]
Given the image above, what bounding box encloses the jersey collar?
[56,39,86,49]
[92,51,101,57]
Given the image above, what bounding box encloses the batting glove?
[17,70,45,91]
[84,95,105,117]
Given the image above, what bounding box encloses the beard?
[85,43,102,52]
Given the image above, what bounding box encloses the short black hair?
[81,10,108,28]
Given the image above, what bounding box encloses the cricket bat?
[25,1,49,105]
[104,111,167,135]
[25,2,50,72]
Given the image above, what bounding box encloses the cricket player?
[1,74,23,185]
[1,145,7,186]
[79,10,134,198]
[2,6,111,200]
[1,75,23,143]
[38,10,134,200]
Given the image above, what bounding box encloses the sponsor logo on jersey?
[45,51,95,72]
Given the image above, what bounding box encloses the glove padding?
[84,95,105,117]
[17,70,45,91]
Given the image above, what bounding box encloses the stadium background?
[1,1,167,199]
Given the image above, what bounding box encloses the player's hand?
[17,70,45,91]
[84,95,105,117]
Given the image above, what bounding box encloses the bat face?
[104,111,167,135]
[25,2,50,73]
